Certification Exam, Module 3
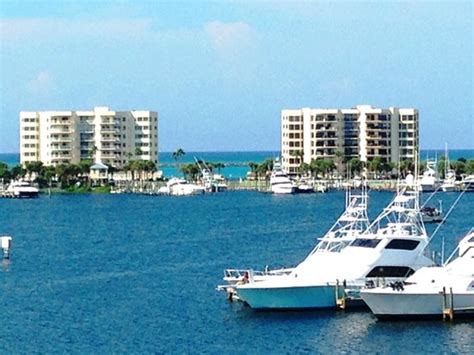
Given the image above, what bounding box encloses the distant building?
[281,105,418,174]
[20,107,158,168]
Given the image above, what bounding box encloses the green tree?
[0,162,11,180]
[348,158,364,175]
[25,161,44,177]
[134,147,144,157]
[11,165,25,180]
[172,148,185,162]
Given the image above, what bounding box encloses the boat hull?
[271,185,296,194]
[361,291,474,318]
[236,284,337,310]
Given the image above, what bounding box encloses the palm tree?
[172,148,185,162]
[25,161,44,181]
[134,147,143,158]
[0,162,11,181]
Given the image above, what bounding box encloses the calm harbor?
[0,190,473,352]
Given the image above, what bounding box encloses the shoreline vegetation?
[1,153,474,194]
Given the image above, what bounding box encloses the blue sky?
[0,0,472,153]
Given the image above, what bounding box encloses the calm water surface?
[0,191,473,353]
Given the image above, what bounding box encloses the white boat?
[419,160,440,192]
[270,159,296,194]
[361,228,474,319]
[158,178,205,196]
[295,178,314,194]
[194,157,228,192]
[441,170,457,192]
[461,175,474,192]
[6,180,39,198]
[218,187,371,299]
[235,180,433,310]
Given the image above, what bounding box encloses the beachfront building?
[20,107,158,169]
[281,105,418,174]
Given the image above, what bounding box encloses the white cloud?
[26,71,56,95]
[204,21,256,56]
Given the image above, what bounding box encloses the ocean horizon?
[1,149,473,179]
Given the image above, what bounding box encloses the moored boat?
[5,180,39,198]
[235,179,434,310]
[158,178,205,196]
[360,228,474,319]
[270,159,296,194]
[419,160,440,192]
[218,186,371,300]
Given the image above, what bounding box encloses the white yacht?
[234,182,433,310]
[361,228,474,319]
[419,160,440,192]
[6,180,39,198]
[218,187,371,297]
[270,159,296,194]
[158,178,205,196]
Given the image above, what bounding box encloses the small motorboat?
[420,204,443,223]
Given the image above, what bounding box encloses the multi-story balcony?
[101,136,120,143]
[100,126,120,134]
[315,124,337,131]
[366,123,390,131]
[50,117,71,125]
[50,127,71,134]
[367,139,389,147]
[315,115,337,123]
[366,114,390,122]
[316,141,337,147]
[101,151,121,159]
[50,135,72,143]
[50,144,71,151]
[51,152,72,159]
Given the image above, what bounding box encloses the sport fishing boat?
[217,186,371,298]
[361,228,474,319]
[270,159,296,194]
[419,160,440,192]
[234,178,434,310]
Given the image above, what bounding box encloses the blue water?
[2,150,473,179]
[0,191,473,352]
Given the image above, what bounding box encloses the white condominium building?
[281,105,418,174]
[20,107,158,168]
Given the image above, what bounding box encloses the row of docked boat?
[218,175,473,319]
